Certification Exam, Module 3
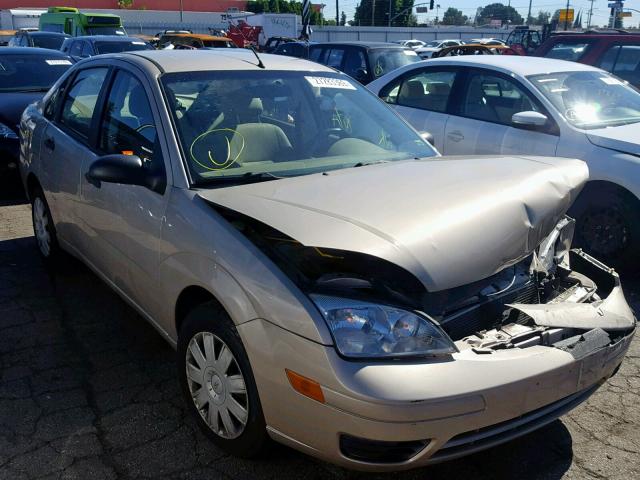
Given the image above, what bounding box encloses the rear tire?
[569,188,640,271]
[177,302,268,458]
[30,186,61,265]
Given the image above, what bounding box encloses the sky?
[324,0,640,28]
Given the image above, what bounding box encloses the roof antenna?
[249,46,265,69]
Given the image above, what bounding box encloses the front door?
[444,69,559,156]
[83,68,169,319]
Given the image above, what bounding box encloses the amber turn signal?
[285,369,325,403]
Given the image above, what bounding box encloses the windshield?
[202,39,235,48]
[369,49,420,78]
[86,26,126,36]
[0,55,71,92]
[528,71,640,129]
[425,41,441,48]
[162,71,437,186]
[95,40,152,54]
[31,34,66,50]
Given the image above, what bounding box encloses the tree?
[530,10,551,25]
[354,0,415,26]
[269,0,280,13]
[442,7,468,25]
[477,3,523,26]
[340,10,347,25]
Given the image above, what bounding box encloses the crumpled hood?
[198,156,588,292]
[586,123,640,156]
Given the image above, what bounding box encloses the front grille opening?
[339,434,429,464]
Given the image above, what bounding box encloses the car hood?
[0,92,44,131]
[586,123,640,156]
[198,156,588,292]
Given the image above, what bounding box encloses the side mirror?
[86,154,165,194]
[420,131,435,146]
[354,68,368,82]
[511,111,548,130]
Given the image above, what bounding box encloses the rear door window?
[59,67,109,141]
[396,69,457,113]
[326,48,346,69]
[543,41,592,61]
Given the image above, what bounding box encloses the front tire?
[177,302,268,457]
[570,188,640,271]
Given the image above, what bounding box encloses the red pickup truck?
[534,32,640,88]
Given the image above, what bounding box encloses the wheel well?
[26,173,41,201]
[175,286,222,334]
[571,180,640,212]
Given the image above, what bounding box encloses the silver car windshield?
[528,71,640,129]
[162,71,437,185]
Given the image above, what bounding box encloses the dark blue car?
[0,48,72,183]
[60,35,153,62]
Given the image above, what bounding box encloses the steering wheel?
[135,124,155,134]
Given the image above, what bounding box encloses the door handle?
[44,137,55,151]
[447,131,464,142]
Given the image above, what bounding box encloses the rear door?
[41,66,110,249]
[443,68,559,156]
[379,66,459,153]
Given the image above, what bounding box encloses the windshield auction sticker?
[46,59,72,65]
[305,76,356,90]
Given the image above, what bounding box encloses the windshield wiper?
[1,87,50,93]
[196,171,285,188]
[352,160,389,168]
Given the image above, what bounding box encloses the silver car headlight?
[310,294,457,358]
[0,123,18,140]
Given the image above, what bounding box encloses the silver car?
[20,50,636,471]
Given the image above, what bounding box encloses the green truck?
[39,7,126,37]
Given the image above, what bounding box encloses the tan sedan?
[20,50,636,471]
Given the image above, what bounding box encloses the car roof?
[312,41,406,49]
[28,31,69,37]
[0,47,70,57]
[424,55,600,76]
[123,50,336,73]
[71,35,146,42]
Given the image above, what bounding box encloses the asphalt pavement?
[0,193,638,480]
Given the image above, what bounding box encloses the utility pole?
[336,0,339,24]
[564,0,570,30]
[371,0,376,25]
[587,0,594,27]
[527,0,533,24]
[388,0,392,26]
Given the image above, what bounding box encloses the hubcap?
[581,207,629,257]
[32,197,51,257]
[185,332,248,439]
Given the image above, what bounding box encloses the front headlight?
[310,294,457,359]
[0,122,18,140]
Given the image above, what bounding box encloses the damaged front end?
[218,205,635,360]
[442,217,635,356]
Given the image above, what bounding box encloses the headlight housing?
[0,122,18,140]
[311,294,457,359]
